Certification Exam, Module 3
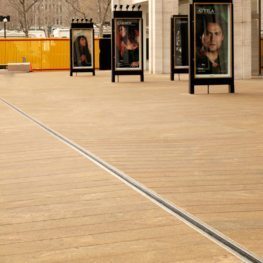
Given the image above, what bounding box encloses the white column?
[234,0,252,79]
[148,0,163,73]
[149,0,178,73]
[163,0,178,73]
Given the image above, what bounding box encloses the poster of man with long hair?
[115,19,141,70]
[194,3,232,78]
[72,29,93,69]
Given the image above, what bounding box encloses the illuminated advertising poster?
[174,17,188,68]
[72,29,93,69]
[115,18,141,70]
[195,3,232,78]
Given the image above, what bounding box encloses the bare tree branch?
[5,0,112,37]
[25,0,41,13]
[95,0,111,37]
[64,0,111,37]
[7,0,43,36]
[64,0,87,19]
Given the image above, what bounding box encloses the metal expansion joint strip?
[0,97,262,263]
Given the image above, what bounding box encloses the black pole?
[70,28,72,76]
[229,3,235,93]
[111,18,115,83]
[4,21,6,38]
[189,4,195,94]
[171,16,175,81]
[259,0,262,75]
[140,17,144,82]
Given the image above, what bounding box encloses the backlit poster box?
[189,0,234,94]
[111,10,144,82]
[70,22,95,76]
[115,18,142,70]
[194,3,231,78]
[170,15,189,80]
[174,17,188,69]
[72,29,94,69]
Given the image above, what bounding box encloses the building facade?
[112,0,262,79]
[32,0,72,33]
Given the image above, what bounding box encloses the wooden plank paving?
[0,96,240,262]
[1,70,263,261]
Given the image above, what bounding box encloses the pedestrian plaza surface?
[0,70,262,262]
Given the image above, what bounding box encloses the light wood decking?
[0,70,262,262]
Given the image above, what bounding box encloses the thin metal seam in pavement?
[0,97,262,263]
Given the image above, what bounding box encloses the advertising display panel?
[174,16,188,69]
[115,18,141,70]
[189,0,234,94]
[170,15,188,80]
[72,28,94,69]
[111,10,144,82]
[194,3,231,78]
[70,22,95,76]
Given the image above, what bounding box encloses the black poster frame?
[189,0,234,94]
[171,15,189,81]
[111,11,144,82]
[70,22,95,76]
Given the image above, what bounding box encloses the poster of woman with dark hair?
[195,4,232,78]
[72,29,93,68]
[115,19,141,70]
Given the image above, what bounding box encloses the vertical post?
[229,2,235,93]
[142,5,148,72]
[93,26,96,76]
[3,18,7,38]
[189,4,195,94]
[111,18,115,83]
[259,0,262,75]
[70,27,73,76]
[171,16,175,81]
[4,22,6,38]
[141,17,144,82]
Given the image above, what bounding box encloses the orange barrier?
[0,38,100,70]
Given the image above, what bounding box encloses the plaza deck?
[0,70,262,262]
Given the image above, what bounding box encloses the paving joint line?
[0,97,262,263]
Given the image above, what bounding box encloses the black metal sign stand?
[111,10,144,82]
[170,15,189,81]
[189,0,234,94]
[70,22,95,76]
